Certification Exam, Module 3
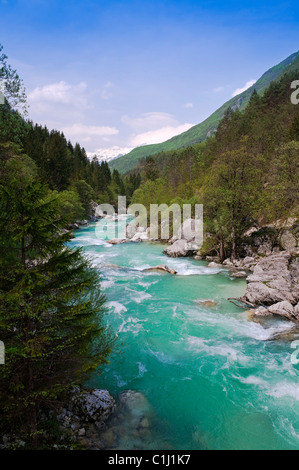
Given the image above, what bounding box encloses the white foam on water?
[138,280,158,288]
[233,319,295,342]
[118,317,145,336]
[106,301,128,314]
[137,362,148,377]
[114,374,128,387]
[146,347,175,365]
[125,287,152,303]
[74,236,113,247]
[101,279,115,289]
[168,261,225,276]
[267,381,299,401]
[186,335,249,364]
[235,375,269,388]
[265,354,298,378]
[183,305,295,343]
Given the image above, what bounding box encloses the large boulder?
[163,239,196,258]
[126,223,137,239]
[131,231,148,242]
[71,388,116,424]
[268,301,296,321]
[163,218,202,257]
[242,252,299,321]
[280,230,297,251]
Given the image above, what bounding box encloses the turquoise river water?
[69,220,299,450]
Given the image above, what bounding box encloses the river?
[69,220,299,450]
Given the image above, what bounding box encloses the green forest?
[130,71,299,260]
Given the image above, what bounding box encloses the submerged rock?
[195,299,217,308]
[143,265,177,275]
[107,238,128,245]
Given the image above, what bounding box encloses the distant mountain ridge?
[110,51,299,174]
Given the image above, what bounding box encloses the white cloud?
[61,123,119,145]
[101,81,113,100]
[28,81,88,105]
[121,111,194,148]
[232,80,257,97]
[184,102,193,108]
[213,86,225,93]
[121,112,178,132]
[129,123,194,147]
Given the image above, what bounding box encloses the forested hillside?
[130,70,299,260]
[0,118,140,221]
[110,51,299,174]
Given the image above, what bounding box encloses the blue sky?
[1,0,299,158]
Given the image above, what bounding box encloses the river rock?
[195,299,217,307]
[241,252,299,321]
[163,239,196,258]
[280,230,297,251]
[164,218,202,257]
[253,306,271,317]
[126,223,137,239]
[223,258,234,267]
[76,219,89,226]
[230,271,247,278]
[71,388,116,424]
[132,231,148,241]
[107,238,128,244]
[143,265,177,274]
[267,301,296,321]
[208,261,222,268]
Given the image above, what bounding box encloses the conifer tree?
[0,155,114,446]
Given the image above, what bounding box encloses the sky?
[0,0,299,160]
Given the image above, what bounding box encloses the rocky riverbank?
[239,250,299,322]
[74,204,299,323]
[56,387,157,450]
[0,386,157,450]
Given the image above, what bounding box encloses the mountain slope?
[110,51,299,174]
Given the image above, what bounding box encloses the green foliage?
[0,169,115,446]
[130,69,299,258]
[55,189,85,222]
[0,44,27,113]
[0,45,119,449]
[71,180,95,217]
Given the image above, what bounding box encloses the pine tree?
[0,157,114,447]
